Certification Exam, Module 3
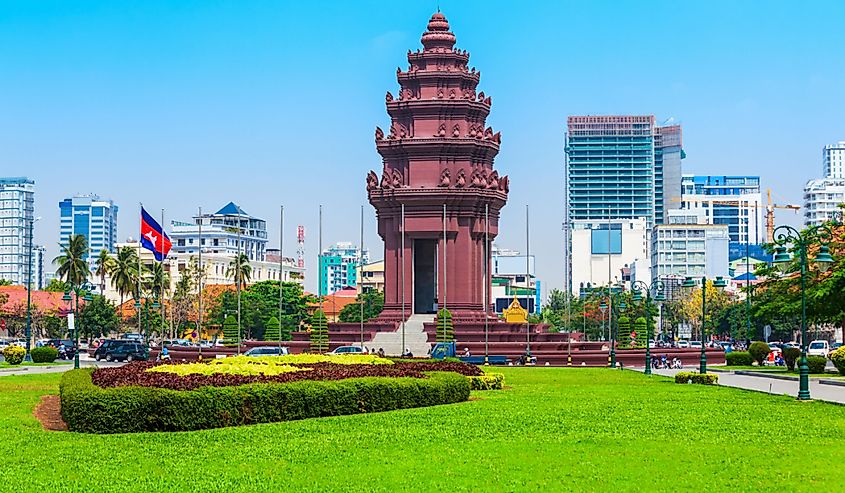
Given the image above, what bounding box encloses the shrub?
[468,373,504,390]
[725,351,754,366]
[806,355,827,374]
[263,316,280,342]
[831,346,845,376]
[30,346,59,363]
[61,369,470,433]
[309,310,329,353]
[2,345,26,365]
[748,342,770,366]
[222,315,238,345]
[674,371,718,385]
[436,308,454,343]
[633,317,647,348]
[783,347,801,371]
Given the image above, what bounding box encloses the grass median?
[1,368,844,491]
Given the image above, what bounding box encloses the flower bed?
[60,368,470,433]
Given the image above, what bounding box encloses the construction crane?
[673,188,800,243]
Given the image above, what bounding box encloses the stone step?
[367,314,433,357]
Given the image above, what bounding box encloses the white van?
[808,340,829,357]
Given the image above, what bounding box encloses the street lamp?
[63,282,93,369]
[631,280,666,375]
[24,216,40,362]
[610,297,626,368]
[772,213,839,400]
[682,275,728,374]
[599,299,608,344]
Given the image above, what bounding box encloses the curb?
[735,371,799,381]
[819,379,845,388]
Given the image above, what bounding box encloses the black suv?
[104,342,148,362]
[94,339,131,361]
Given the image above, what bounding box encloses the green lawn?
[1,368,845,491]
[0,360,72,368]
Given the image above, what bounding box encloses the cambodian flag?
[140,207,172,261]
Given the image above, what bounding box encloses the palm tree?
[110,246,139,316]
[94,249,114,294]
[227,253,252,289]
[146,261,170,300]
[53,234,90,288]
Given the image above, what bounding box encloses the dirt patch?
[33,395,68,432]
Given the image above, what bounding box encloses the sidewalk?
[635,367,845,404]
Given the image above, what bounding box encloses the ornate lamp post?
[771,212,839,401]
[610,295,626,368]
[681,276,728,374]
[632,280,665,375]
[63,282,94,369]
[24,216,40,362]
[599,299,608,343]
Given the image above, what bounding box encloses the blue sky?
[2,0,844,294]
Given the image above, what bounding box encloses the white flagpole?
[443,203,447,314]
[197,207,203,347]
[138,203,143,340]
[236,208,242,354]
[359,204,364,349]
[279,205,284,352]
[401,203,405,355]
[160,208,165,342]
[484,203,489,364]
[526,204,531,357]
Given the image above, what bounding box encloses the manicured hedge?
[61,369,470,433]
[783,348,801,371]
[674,371,718,385]
[725,351,754,366]
[831,346,845,376]
[2,345,25,365]
[30,346,58,363]
[806,355,827,374]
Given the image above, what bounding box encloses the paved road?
[0,356,124,377]
[637,367,845,404]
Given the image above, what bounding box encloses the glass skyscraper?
[58,194,119,271]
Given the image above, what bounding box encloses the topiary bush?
[725,351,754,366]
[222,315,239,346]
[30,346,59,363]
[2,345,26,365]
[748,342,771,366]
[309,310,329,353]
[830,346,845,376]
[806,355,827,374]
[436,308,454,343]
[632,317,646,348]
[783,347,801,371]
[263,316,280,342]
[674,371,718,385]
[468,373,504,390]
[60,368,470,433]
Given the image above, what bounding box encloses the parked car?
[677,340,690,349]
[329,346,365,355]
[831,342,843,351]
[689,341,703,349]
[244,346,290,357]
[784,342,801,349]
[122,333,144,342]
[104,342,148,362]
[808,340,830,357]
[94,339,131,361]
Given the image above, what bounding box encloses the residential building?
[651,223,730,283]
[803,178,845,226]
[0,177,35,286]
[680,175,763,245]
[490,245,538,314]
[58,194,119,272]
[170,202,268,261]
[356,260,385,293]
[319,242,369,296]
[823,141,845,179]
[569,218,650,296]
[565,115,683,228]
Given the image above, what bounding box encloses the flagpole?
[197,207,203,349]
[236,208,242,355]
[160,209,166,345]
[401,203,405,356]
[359,204,364,350]
[279,206,285,355]
[443,203,447,315]
[526,204,531,357]
[138,203,143,342]
[484,203,489,365]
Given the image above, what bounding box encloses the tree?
[171,268,195,338]
[44,279,67,292]
[435,308,454,342]
[78,295,120,339]
[309,310,329,353]
[227,253,252,289]
[337,291,384,323]
[146,261,169,300]
[110,246,139,319]
[208,281,314,340]
[617,316,631,346]
[94,249,114,294]
[263,316,280,342]
[53,234,89,288]
[0,279,12,286]
[676,280,732,339]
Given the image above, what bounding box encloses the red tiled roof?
[0,286,71,314]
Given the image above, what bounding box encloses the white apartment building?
[803,178,845,227]
[58,194,119,272]
[569,218,650,296]
[651,222,730,283]
[680,175,763,245]
[823,141,845,179]
[0,177,35,286]
[170,203,268,262]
